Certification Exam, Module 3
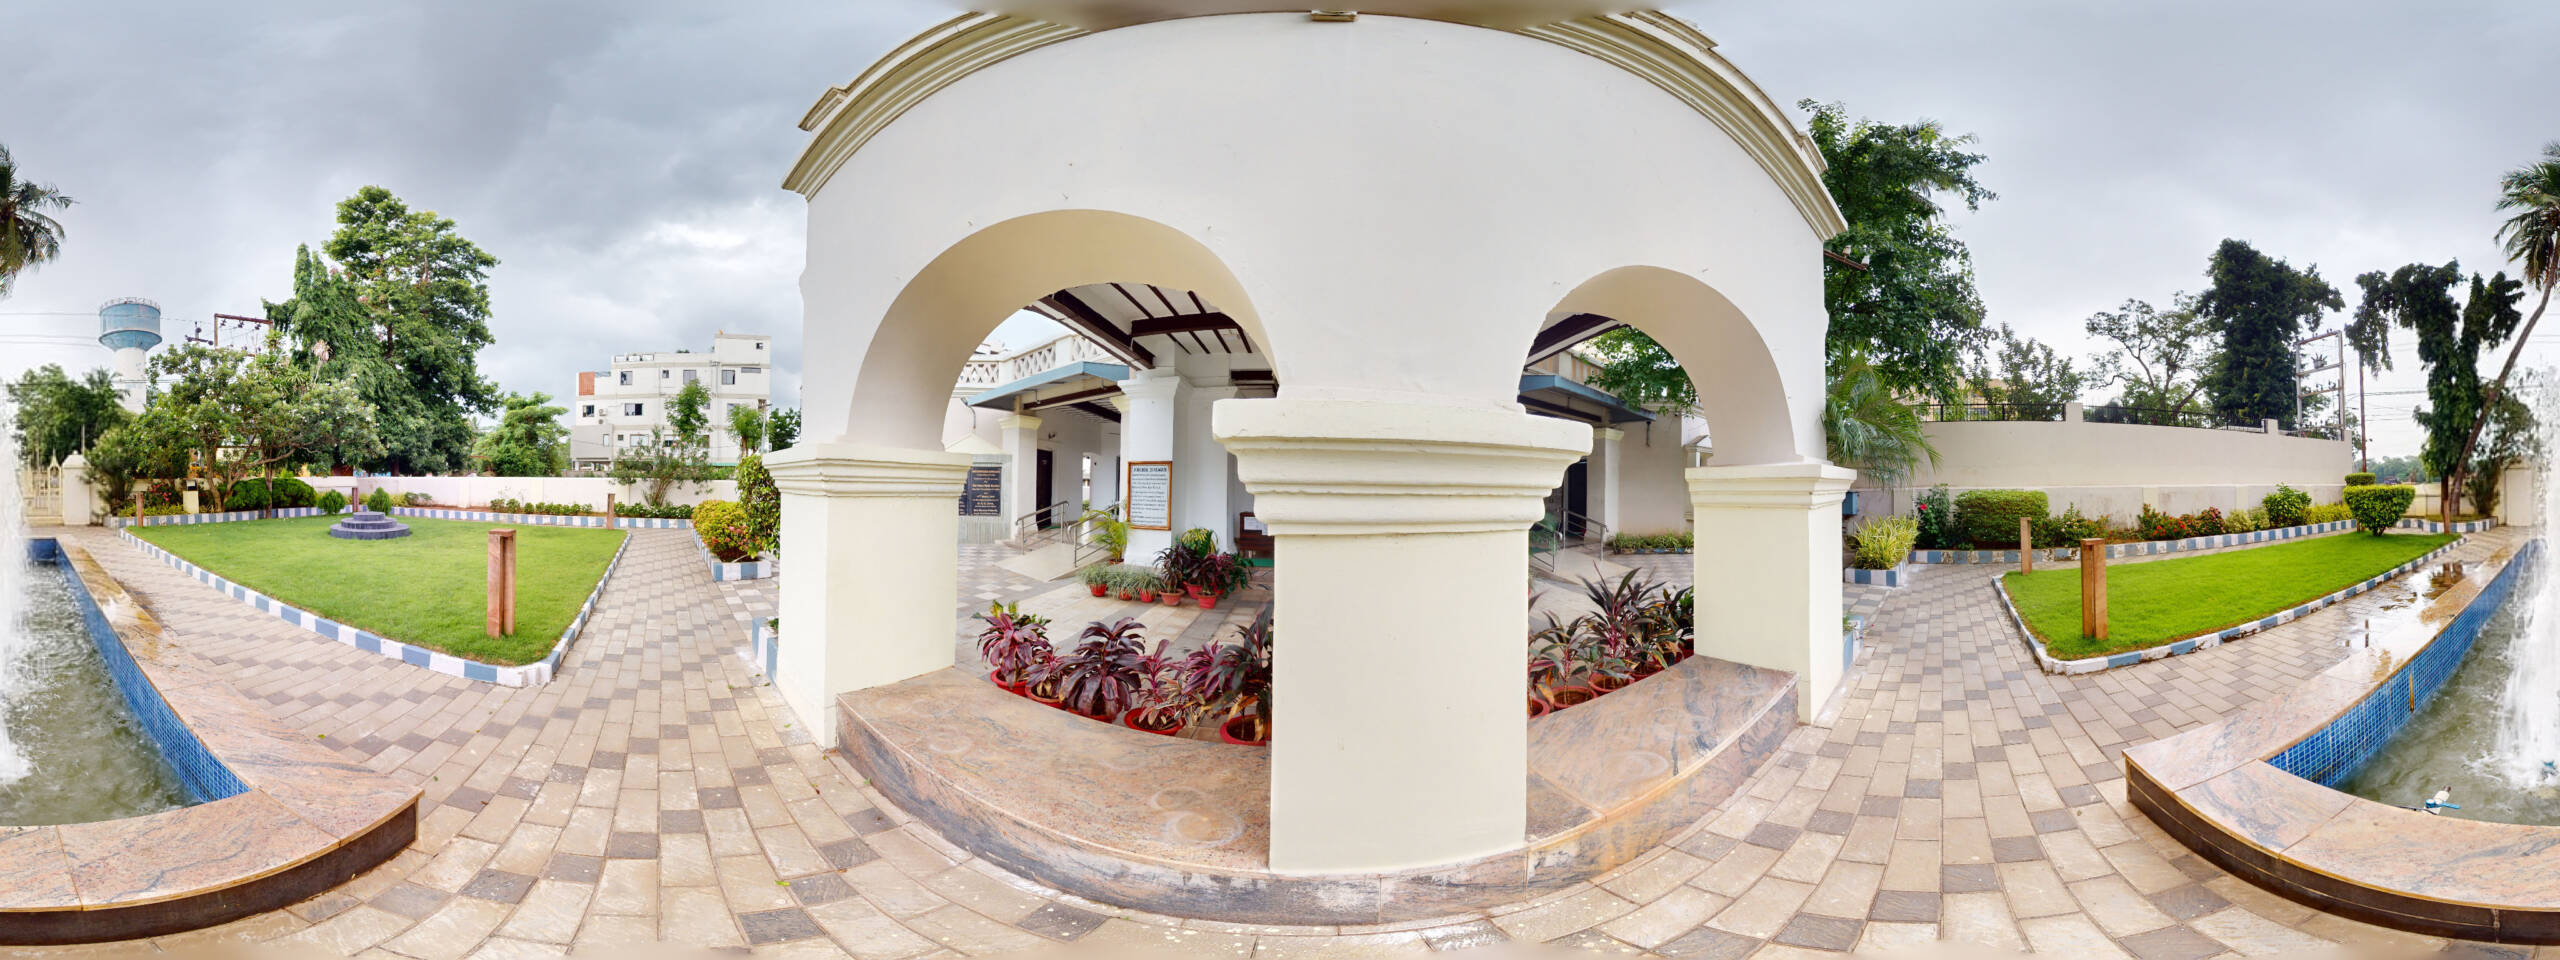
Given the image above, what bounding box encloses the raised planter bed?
[1844,560,1913,588]
[1911,518,2357,565]
[698,540,776,581]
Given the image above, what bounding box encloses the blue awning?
[1518,374,1656,424]
[966,362,1131,410]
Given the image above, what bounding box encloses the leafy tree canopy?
[1964,324,2088,417]
[2085,293,2217,424]
[767,408,801,451]
[1805,99,1996,402]
[0,144,74,297]
[476,392,570,477]
[263,186,500,474]
[2348,262,2525,503]
[2197,239,2342,427]
[7,365,126,465]
[667,380,710,447]
[727,403,766,456]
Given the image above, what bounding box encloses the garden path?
[24,523,2538,957]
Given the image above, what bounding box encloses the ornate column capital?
[1592,427,1625,444]
[1686,461,1856,511]
[1214,398,1590,536]
[766,442,972,499]
[996,413,1041,431]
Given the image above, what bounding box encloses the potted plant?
[1529,614,1596,710]
[1024,654,1067,709]
[1108,564,1146,601]
[1082,509,1131,563]
[1122,640,1191,736]
[974,601,1053,695]
[1577,571,1669,691]
[1137,572,1160,605]
[1080,565,1110,598]
[1051,617,1148,722]
[1160,582,1183,607]
[1183,613,1273,745]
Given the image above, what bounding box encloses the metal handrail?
[1011,498,1083,542]
[1529,507,1613,576]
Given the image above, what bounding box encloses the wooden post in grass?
[487,529,518,638]
[605,493,616,526]
[2020,517,2034,573]
[2079,537,2107,642]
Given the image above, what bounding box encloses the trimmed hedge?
[225,480,270,512]
[693,500,757,561]
[365,488,394,514]
[2341,484,2416,535]
[2263,485,2311,528]
[1955,489,2047,549]
[2345,472,2378,487]
[317,491,347,514]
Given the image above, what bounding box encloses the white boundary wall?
[1856,412,2354,522]
[329,476,738,511]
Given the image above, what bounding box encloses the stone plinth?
[327,509,411,541]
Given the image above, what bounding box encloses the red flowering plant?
[693,500,761,561]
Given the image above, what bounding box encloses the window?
[755,341,765,350]
[721,369,736,386]
[727,403,741,415]
[684,369,700,384]
[742,366,761,374]
[625,403,644,416]
[661,369,671,379]
[580,405,594,417]
[617,371,631,386]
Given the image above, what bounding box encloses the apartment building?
[568,331,774,469]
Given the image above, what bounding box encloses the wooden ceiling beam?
[1525,313,1624,363]
[1128,313,1241,338]
[1041,291,1155,370]
[1022,383,1125,413]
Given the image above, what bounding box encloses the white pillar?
[1090,424,1122,510]
[1688,462,1856,722]
[1176,383,1238,547]
[1587,426,1623,537]
[61,454,94,526]
[998,413,1043,534]
[1117,375,1181,561]
[765,442,971,748]
[1219,397,1587,872]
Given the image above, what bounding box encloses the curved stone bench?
[2124,535,2558,943]
[0,542,418,944]
[836,652,1794,925]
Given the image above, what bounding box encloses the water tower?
[98,297,162,411]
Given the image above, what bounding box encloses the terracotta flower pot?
[1027,681,1066,710]
[1118,591,1134,601]
[1089,584,1107,597]
[987,669,1027,695]
[1528,698,1550,719]
[1545,686,1597,709]
[1196,593,1216,610]
[1185,584,1204,599]
[1632,663,1663,681]
[1589,675,1630,694]
[1139,589,1158,603]
[1160,591,1181,607]
[1219,714,1269,746]
[1123,711,1182,736]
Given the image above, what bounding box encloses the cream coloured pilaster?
[1176,382,1238,544]
[1688,462,1855,722]
[1217,397,1588,873]
[1116,375,1182,560]
[997,413,1043,534]
[1587,426,1623,537]
[765,442,972,748]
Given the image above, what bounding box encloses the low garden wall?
[1910,519,2358,565]
[352,475,737,512]
[390,506,693,529]
[1857,410,2354,520]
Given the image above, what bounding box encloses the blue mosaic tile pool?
[28,538,246,804]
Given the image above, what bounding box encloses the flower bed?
[1911,519,2356,564]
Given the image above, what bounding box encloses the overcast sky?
[2,1,2552,459]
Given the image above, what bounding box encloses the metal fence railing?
[1910,402,2067,423]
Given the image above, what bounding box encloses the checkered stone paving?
[22,524,2535,957]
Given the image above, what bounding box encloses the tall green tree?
[768,407,801,451]
[230,349,383,482]
[2197,239,2344,427]
[2085,294,2217,425]
[726,403,766,456]
[667,379,710,446]
[263,186,500,474]
[475,392,570,477]
[2347,262,2525,517]
[1964,324,2088,418]
[144,345,255,510]
[2447,143,2560,497]
[0,144,73,297]
[1805,100,1996,401]
[6,365,127,465]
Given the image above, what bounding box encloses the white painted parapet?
[1217,397,1587,873]
[1690,462,1856,722]
[765,441,972,748]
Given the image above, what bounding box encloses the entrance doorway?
[1036,449,1055,527]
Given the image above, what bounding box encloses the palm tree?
[2448,142,2560,520]
[1825,355,1939,490]
[0,144,74,297]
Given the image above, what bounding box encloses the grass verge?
[133,515,627,665]
[2004,531,2456,660]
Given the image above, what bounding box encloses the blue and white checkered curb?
[109,507,328,528]
[121,525,633,687]
[1911,519,2357,565]
[700,540,775,582]
[2396,516,2498,534]
[1844,561,1913,588]
[739,617,780,680]
[392,506,693,529]
[1995,535,2468,676]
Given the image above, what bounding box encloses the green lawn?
[2004,531,2456,660]
[133,516,627,665]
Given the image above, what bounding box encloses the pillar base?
[765,441,972,747]
[1688,461,1855,722]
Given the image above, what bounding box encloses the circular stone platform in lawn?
[328,509,411,540]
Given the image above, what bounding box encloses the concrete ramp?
[1542,549,1634,587]
[998,540,1085,582]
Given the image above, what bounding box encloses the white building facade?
[568,331,775,468]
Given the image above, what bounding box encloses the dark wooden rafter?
[1070,401,1122,423]
[1041,291,1155,370]
[1151,286,1182,316]
[1525,313,1625,363]
[1129,313,1243,338]
[1110,283,1158,318]
[1021,383,1124,413]
[1231,368,1277,384]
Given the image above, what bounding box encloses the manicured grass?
[2004,531,2456,660]
[133,515,627,665]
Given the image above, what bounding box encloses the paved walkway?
[27,524,2535,957]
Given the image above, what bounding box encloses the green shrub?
[2136,504,2190,541]
[1914,484,1956,549]
[2305,502,2354,524]
[617,502,693,520]
[317,491,347,514]
[403,492,432,506]
[1953,489,2047,548]
[2034,504,2105,546]
[2225,507,2267,533]
[2345,472,2378,487]
[1850,516,1919,570]
[2191,506,2226,536]
[2341,484,2416,535]
[737,454,779,553]
[2263,485,2311,528]
[693,500,758,561]
[225,480,271,512]
[365,488,394,514]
